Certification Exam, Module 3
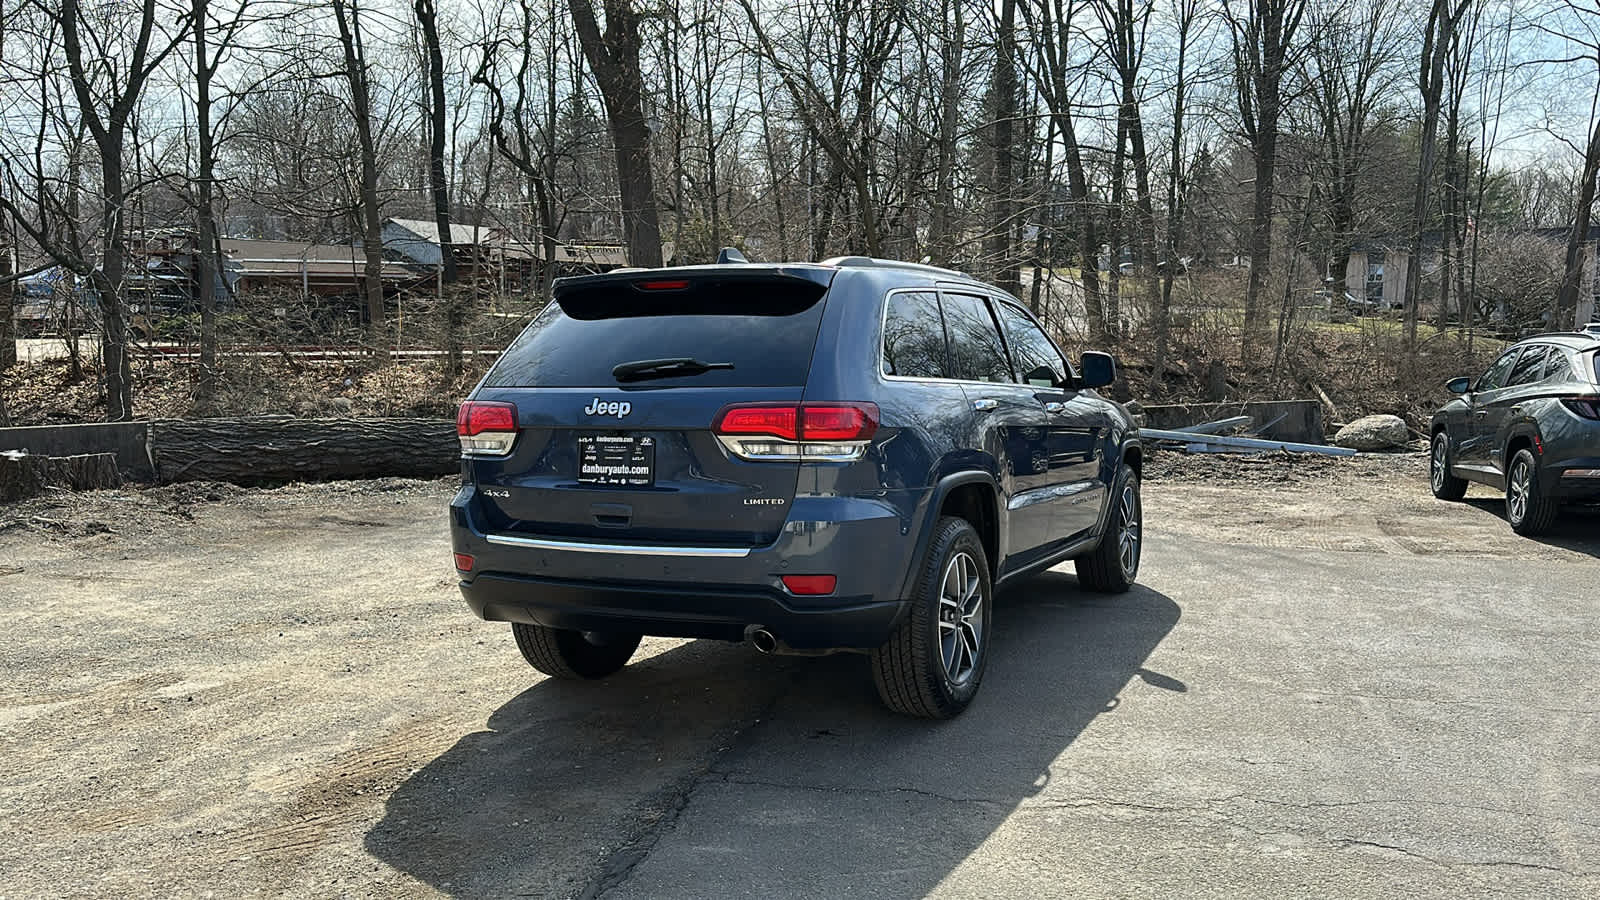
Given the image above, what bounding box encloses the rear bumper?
[462,573,905,649]
[449,484,923,649]
[1546,456,1600,499]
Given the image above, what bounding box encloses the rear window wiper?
[611,357,735,382]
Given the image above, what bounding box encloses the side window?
[882,290,947,379]
[1505,346,1549,387]
[940,292,1013,383]
[1477,349,1521,391]
[1543,349,1574,382]
[993,301,1067,388]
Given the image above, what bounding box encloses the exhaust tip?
[747,627,778,655]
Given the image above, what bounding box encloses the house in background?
[1346,225,1599,326]
[380,216,672,291]
[220,239,420,297]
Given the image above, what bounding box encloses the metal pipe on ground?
[1139,427,1358,457]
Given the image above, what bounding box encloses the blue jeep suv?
[450,256,1143,717]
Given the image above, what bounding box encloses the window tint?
[1543,349,1574,382]
[940,292,1013,382]
[1477,349,1521,391]
[1505,345,1549,387]
[483,279,827,388]
[882,291,947,378]
[993,301,1066,387]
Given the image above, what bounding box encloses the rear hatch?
[465,266,836,547]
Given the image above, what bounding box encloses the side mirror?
[1079,351,1116,389]
[1446,376,1471,394]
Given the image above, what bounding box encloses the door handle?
[972,398,999,411]
[1473,410,1488,419]
[1044,402,1066,414]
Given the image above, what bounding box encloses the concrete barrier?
[1134,400,1325,444]
[0,422,154,480]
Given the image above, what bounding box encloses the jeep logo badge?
[584,398,632,418]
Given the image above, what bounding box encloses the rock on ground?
[1334,413,1410,450]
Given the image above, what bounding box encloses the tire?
[1430,432,1469,501]
[1505,448,1559,536]
[511,623,641,679]
[1075,463,1142,593]
[871,516,992,719]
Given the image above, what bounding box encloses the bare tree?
[1223,0,1309,354]
[569,0,664,267]
[736,0,907,257]
[927,0,969,267]
[1022,0,1108,341]
[1301,0,1401,297]
[1403,0,1475,347]
[986,0,1021,294]
[0,0,188,420]
[1095,0,1160,339]
[329,0,390,347]
[1150,0,1203,392]
[1542,0,1600,328]
[472,0,560,294]
[415,0,457,284]
[187,0,261,395]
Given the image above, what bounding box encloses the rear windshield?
[483,277,829,388]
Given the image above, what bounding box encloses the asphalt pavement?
[1,475,1595,898]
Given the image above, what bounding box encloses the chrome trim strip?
[483,532,754,557]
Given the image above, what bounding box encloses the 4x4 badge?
[584,398,632,418]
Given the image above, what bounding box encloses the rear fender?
[895,471,1003,600]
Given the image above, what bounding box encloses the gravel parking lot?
[1,455,1596,898]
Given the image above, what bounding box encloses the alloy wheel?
[1508,460,1531,523]
[937,551,985,685]
[1118,484,1142,579]
[1431,437,1448,493]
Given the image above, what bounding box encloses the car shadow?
[1462,497,1600,558]
[365,572,1181,897]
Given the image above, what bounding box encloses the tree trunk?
[0,451,48,502]
[331,0,389,348]
[928,0,965,266]
[1558,113,1600,329]
[1405,1,1466,347]
[416,0,457,286]
[95,154,135,422]
[1,231,14,372]
[1153,1,1197,397]
[0,451,119,500]
[193,0,220,397]
[570,0,663,268]
[987,0,1020,295]
[151,417,459,484]
[1243,121,1277,351]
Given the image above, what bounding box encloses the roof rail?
[820,255,975,281]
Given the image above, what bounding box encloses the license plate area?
[577,433,655,486]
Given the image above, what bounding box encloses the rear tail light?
[457,400,519,456]
[781,574,836,595]
[712,402,879,461]
[453,552,475,572]
[1561,397,1600,420]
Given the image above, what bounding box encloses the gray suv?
[1430,327,1600,533]
[450,256,1143,717]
